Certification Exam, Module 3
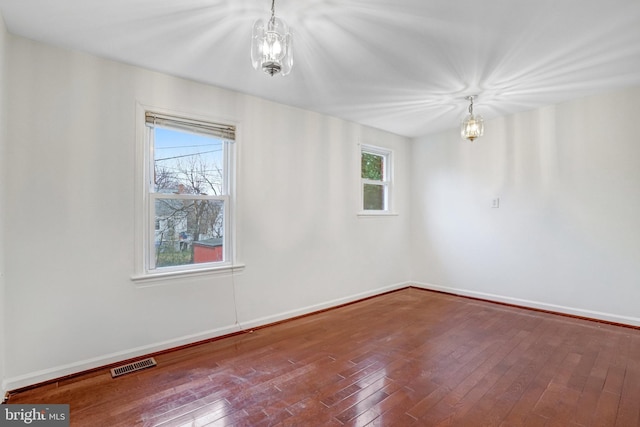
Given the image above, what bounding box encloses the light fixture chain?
[271,0,276,18]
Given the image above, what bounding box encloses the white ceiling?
[2,0,640,138]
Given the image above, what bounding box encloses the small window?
[361,145,392,212]
[143,112,235,274]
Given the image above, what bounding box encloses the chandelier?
[460,96,484,141]
[251,0,293,76]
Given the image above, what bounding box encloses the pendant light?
[251,0,293,76]
[461,96,484,141]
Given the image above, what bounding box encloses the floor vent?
[110,357,157,378]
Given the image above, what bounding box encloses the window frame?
[132,105,242,283]
[359,144,394,216]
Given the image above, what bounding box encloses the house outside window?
[142,111,235,275]
[361,145,392,212]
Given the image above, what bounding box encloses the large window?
[361,145,392,212]
[143,111,235,274]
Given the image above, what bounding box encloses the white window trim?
[132,103,243,284]
[358,144,396,217]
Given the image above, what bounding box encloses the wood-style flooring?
[7,288,640,426]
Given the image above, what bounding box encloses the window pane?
[154,127,225,196]
[363,184,385,210]
[154,198,224,268]
[361,152,384,181]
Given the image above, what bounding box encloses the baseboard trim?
[412,282,640,328]
[4,281,410,393]
[238,281,411,331]
[3,323,242,393]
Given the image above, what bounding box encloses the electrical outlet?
[491,198,500,208]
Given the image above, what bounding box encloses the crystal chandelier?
[251,0,293,76]
[461,96,484,141]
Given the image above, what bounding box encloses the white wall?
[411,88,640,325]
[3,36,411,390]
[0,11,7,398]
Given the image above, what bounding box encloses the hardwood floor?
[7,288,640,426]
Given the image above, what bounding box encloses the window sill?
[357,211,399,217]
[131,262,245,286]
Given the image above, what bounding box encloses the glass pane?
[154,126,225,196]
[363,184,385,210]
[361,152,384,181]
[154,199,224,268]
